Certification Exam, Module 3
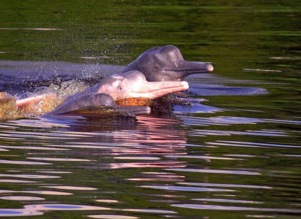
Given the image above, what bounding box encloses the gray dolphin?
[122,45,214,82]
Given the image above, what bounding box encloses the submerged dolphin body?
[122,45,214,82]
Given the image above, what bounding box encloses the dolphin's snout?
[182,81,189,90]
[207,64,214,72]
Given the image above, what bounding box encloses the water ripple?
[141,185,234,193]
[0,209,42,217]
[168,168,261,176]
[104,161,186,169]
[0,145,68,151]
[165,155,242,161]
[190,129,287,137]
[0,179,37,184]
[114,156,160,161]
[0,189,72,196]
[180,116,301,127]
[127,171,185,182]
[193,198,263,204]
[180,116,263,126]
[88,215,138,219]
[25,190,72,196]
[0,196,45,201]
[207,141,301,149]
[0,159,51,165]
[22,204,110,215]
[0,203,176,217]
[179,182,272,190]
[43,186,97,191]
[0,174,60,179]
[0,28,63,31]
[27,157,92,162]
[172,203,301,213]
[189,84,268,96]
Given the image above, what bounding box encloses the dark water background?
[0,1,301,218]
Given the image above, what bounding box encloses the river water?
[0,1,300,218]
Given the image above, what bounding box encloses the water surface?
[0,1,300,218]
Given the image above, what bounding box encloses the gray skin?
[121,45,214,82]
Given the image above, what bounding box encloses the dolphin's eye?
[153,64,161,70]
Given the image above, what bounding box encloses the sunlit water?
[0,1,301,219]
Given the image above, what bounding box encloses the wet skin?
[47,70,189,116]
[1,45,213,119]
[122,45,214,82]
[49,93,151,118]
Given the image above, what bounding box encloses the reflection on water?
[0,109,300,218]
[172,203,301,213]
[0,1,301,218]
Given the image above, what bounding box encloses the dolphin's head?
[98,70,189,100]
[122,45,213,82]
